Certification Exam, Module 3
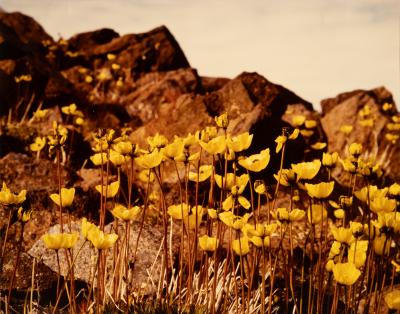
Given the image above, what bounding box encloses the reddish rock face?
[320,87,399,185]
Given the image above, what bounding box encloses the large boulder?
[320,86,399,185]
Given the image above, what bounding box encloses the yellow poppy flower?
[226,132,253,152]
[238,148,270,172]
[358,104,371,117]
[61,103,82,116]
[305,120,317,129]
[275,135,287,153]
[330,226,354,244]
[326,260,335,272]
[372,212,400,233]
[373,235,390,256]
[322,152,338,167]
[87,227,118,250]
[245,223,277,237]
[50,187,75,207]
[359,119,374,127]
[81,218,97,240]
[184,206,205,230]
[384,290,400,310]
[254,180,266,194]
[385,133,399,144]
[300,129,314,137]
[232,237,250,256]
[42,233,79,250]
[333,208,346,219]
[219,212,249,230]
[370,196,396,213]
[307,204,327,224]
[188,165,213,182]
[112,204,141,221]
[274,169,296,186]
[215,112,229,128]
[332,262,361,285]
[348,143,362,156]
[288,128,300,140]
[112,141,133,155]
[199,135,226,155]
[147,133,168,150]
[389,183,400,197]
[291,160,321,181]
[17,207,32,223]
[109,150,130,166]
[215,173,248,191]
[164,140,184,159]
[95,181,120,198]
[135,149,163,169]
[208,208,218,219]
[30,137,46,152]
[339,158,356,173]
[199,235,219,252]
[310,142,326,150]
[348,240,368,268]
[339,125,353,134]
[167,203,190,219]
[138,170,155,183]
[387,123,400,131]
[90,153,108,166]
[0,182,27,205]
[107,53,116,60]
[196,126,218,143]
[292,115,306,127]
[33,109,49,120]
[382,103,393,111]
[354,185,387,203]
[272,208,305,223]
[328,241,342,259]
[305,181,334,199]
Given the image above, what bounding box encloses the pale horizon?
[1,0,399,110]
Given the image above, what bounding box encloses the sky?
[1,0,399,110]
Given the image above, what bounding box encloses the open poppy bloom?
[42,233,79,250]
[226,132,253,152]
[238,148,270,172]
[112,204,142,221]
[199,235,219,252]
[135,149,163,169]
[384,290,400,310]
[305,181,334,199]
[232,237,250,256]
[0,182,26,205]
[95,181,120,198]
[291,160,321,181]
[30,137,46,152]
[86,226,118,250]
[188,165,213,182]
[50,187,75,207]
[199,135,226,155]
[332,262,361,285]
[167,203,190,220]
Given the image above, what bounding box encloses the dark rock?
[0,11,53,46]
[0,249,57,291]
[89,26,190,74]
[124,68,200,123]
[67,28,119,54]
[320,87,399,185]
[200,76,230,93]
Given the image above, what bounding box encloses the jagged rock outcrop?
[321,86,399,185]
